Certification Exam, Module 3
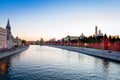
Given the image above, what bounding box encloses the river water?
[0,45,120,80]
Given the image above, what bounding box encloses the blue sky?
[0,0,120,41]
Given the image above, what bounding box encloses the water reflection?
[0,45,120,80]
[102,60,109,70]
[0,57,11,79]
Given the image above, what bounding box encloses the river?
[0,45,120,80]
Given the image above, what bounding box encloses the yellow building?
[13,37,22,47]
[0,27,7,49]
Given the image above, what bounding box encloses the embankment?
[0,46,29,59]
[50,45,120,62]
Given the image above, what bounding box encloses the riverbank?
[50,45,120,62]
[0,46,29,59]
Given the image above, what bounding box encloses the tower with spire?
[6,19,13,49]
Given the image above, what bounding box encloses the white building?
[0,19,13,49]
[6,19,14,49]
[95,26,103,37]
[0,27,7,49]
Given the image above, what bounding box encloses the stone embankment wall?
[51,45,120,62]
[0,46,29,59]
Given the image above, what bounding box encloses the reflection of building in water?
[102,60,109,73]
[0,58,10,78]
[102,60,109,66]
[0,61,7,74]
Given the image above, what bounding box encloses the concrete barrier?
[50,45,120,62]
[0,46,29,59]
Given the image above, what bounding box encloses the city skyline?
[0,0,120,41]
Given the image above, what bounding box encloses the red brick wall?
[55,39,120,51]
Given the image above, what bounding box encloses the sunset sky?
[0,0,120,41]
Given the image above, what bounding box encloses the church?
[0,19,13,49]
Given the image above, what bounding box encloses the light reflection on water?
[0,45,120,80]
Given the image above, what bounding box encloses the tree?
[62,38,64,43]
[109,35,112,40]
[40,38,44,45]
[104,34,107,39]
[67,35,71,46]
[22,39,26,45]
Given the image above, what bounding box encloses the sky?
[0,0,120,41]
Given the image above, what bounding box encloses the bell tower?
[6,19,13,49]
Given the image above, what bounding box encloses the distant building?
[13,37,22,47]
[111,35,119,39]
[95,26,98,36]
[95,26,103,37]
[63,35,79,42]
[80,33,85,39]
[99,30,101,35]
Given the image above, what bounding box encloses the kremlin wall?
[46,26,120,52]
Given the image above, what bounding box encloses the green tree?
[104,33,107,39]
[22,39,26,45]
